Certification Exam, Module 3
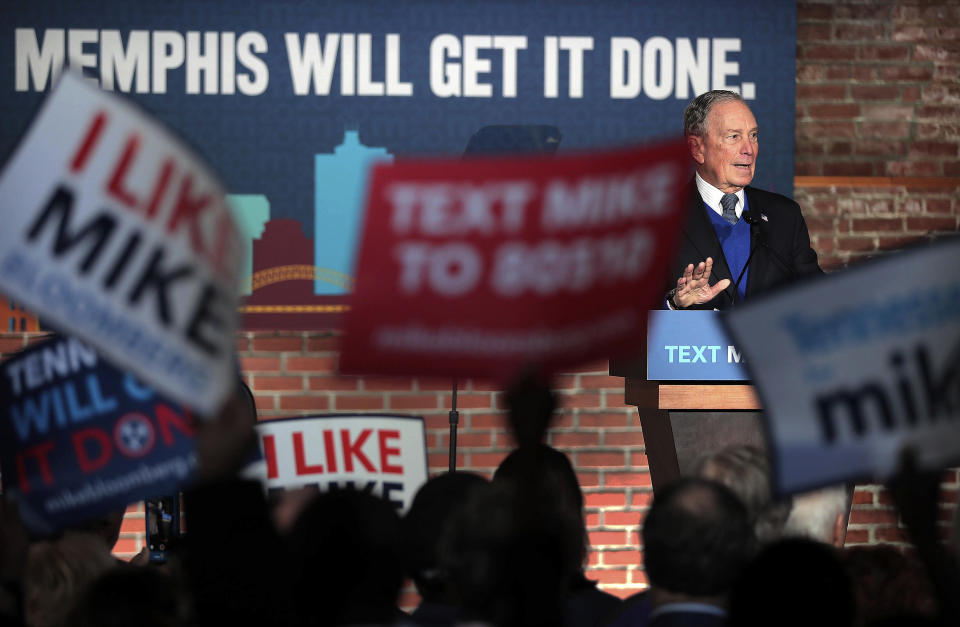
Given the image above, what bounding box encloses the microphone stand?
[448,379,459,471]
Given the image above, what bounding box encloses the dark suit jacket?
[668,184,822,310]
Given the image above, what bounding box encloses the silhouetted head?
[286,488,402,626]
[643,477,754,598]
[402,471,487,602]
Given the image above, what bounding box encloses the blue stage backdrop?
[1,1,796,329]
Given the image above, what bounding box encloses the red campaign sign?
[340,139,690,381]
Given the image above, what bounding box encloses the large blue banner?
[1,1,796,328]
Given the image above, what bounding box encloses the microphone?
[748,211,796,279]
[731,210,761,301]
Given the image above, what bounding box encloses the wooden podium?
[611,354,764,492]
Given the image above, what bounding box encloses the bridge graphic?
[243,265,355,294]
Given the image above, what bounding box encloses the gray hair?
[783,485,851,544]
[683,90,745,137]
[692,445,792,544]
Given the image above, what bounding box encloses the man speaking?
[666,90,822,311]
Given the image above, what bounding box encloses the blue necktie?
[720,193,739,225]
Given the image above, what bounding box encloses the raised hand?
[672,257,731,309]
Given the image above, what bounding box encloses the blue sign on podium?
[646,310,749,381]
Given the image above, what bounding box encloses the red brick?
[848,508,899,525]
[631,492,653,508]
[441,393,493,410]
[824,161,881,176]
[253,395,275,410]
[859,121,911,139]
[604,511,641,527]
[286,356,336,373]
[881,65,936,82]
[309,375,360,391]
[823,65,852,80]
[558,393,603,409]
[850,85,902,101]
[251,336,303,352]
[577,471,601,488]
[835,23,886,41]
[580,412,632,428]
[914,43,960,63]
[234,336,249,352]
[112,538,140,555]
[837,237,876,253]
[851,66,878,81]
[255,375,304,391]
[795,160,823,176]
[854,140,908,157]
[240,356,282,372]
[333,395,386,410]
[834,5,892,20]
[279,395,331,411]
[602,550,641,566]
[859,44,910,61]
[552,374,578,391]
[902,86,921,102]
[438,431,493,448]
[800,121,856,139]
[798,23,832,41]
[875,527,909,543]
[589,531,628,546]
[428,452,465,470]
[584,568,628,585]
[910,141,959,158]
[851,218,904,232]
[363,377,415,392]
[577,452,627,468]
[807,103,861,118]
[907,216,959,231]
[887,161,943,177]
[925,198,955,214]
[852,490,875,505]
[604,472,652,488]
[585,492,627,508]
[861,104,916,120]
[801,45,858,61]
[388,394,440,410]
[579,374,625,390]
[603,430,646,447]
[305,336,341,351]
[586,513,601,529]
[628,570,649,587]
[796,84,847,100]
[843,529,870,544]
[551,431,601,447]
[467,413,507,429]
[796,65,826,81]
[630,452,649,467]
[469,451,508,469]
[877,236,924,251]
[120,516,144,535]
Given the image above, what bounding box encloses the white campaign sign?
[724,240,960,496]
[256,414,428,512]
[0,73,242,416]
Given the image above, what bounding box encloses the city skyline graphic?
[230,128,393,329]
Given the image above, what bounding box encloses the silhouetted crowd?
[1,379,957,627]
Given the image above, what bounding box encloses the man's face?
[689,100,758,193]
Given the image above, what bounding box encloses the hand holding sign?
[341,140,689,380]
[723,239,960,497]
[0,72,242,416]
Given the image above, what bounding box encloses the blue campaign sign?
[646,310,749,381]
[0,335,198,535]
[0,1,796,329]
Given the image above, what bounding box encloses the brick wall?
[1,0,958,606]
[796,0,960,270]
